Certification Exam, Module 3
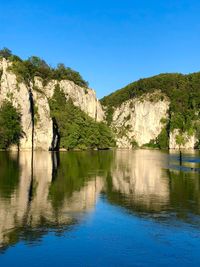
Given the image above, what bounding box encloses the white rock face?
[169,129,197,149]
[110,91,198,149]
[32,89,53,150]
[35,77,104,122]
[111,92,170,148]
[0,58,104,150]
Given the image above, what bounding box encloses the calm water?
[0,149,200,266]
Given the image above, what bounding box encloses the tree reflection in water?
[0,149,200,251]
[0,151,113,250]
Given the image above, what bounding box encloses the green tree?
[53,63,88,87]
[175,133,186,150]
[8,52,89,88]
[27,56,49,69]
[0,47,12,59]
[0,101,22,149]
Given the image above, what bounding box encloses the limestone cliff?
[111,92,170,148]
[0,58,104,150]
[1,57,199,150]
[101,72,200,150]
[104,91,198,149]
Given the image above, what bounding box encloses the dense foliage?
[49,85,115,150]
[0,48,88,87]
[0,101,22,149]
[101,73,200,148]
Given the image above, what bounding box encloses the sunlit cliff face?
[109,150,170,211]
[0,152,103,249]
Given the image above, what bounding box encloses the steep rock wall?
[0,59,33,150]
[111,92,170,148]
[0,58,104,150]
[109,92,198,149]
[34,77,104,122]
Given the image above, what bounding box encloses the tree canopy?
[0,47,88,87]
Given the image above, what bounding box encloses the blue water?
[0,150,200,266]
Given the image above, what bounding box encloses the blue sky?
[1,0,200,98]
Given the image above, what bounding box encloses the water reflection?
[0,149,200,251]
[0,151,112,250]
[105,150,170,212]
[106,150,200,224]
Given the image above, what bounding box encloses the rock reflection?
[0,149,200,250]
[106,150,170,212]
[0,151,107,250]
[106,149,200,223]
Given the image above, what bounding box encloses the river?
[0,149,200,266]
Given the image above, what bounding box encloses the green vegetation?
[0,47,12,59]
[49,85,115,150]
[175,133,187,150]
[0,101,22,149]
[0,48,88,87]
[101,73,200,147]
[156,128,169,149]
[131,139,139,148]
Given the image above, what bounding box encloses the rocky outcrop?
[169,129,197,149]
[0,58,104,150]
[111,92,170,148]
[35,77,104,122]
[0,59,33,150]
[107,91,199,149]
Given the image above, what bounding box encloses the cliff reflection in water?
[0,149,200,251]
[106,150,200,220]
[106,150,170,212]
[0,151,112,249]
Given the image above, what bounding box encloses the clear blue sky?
[1,0,200,98]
